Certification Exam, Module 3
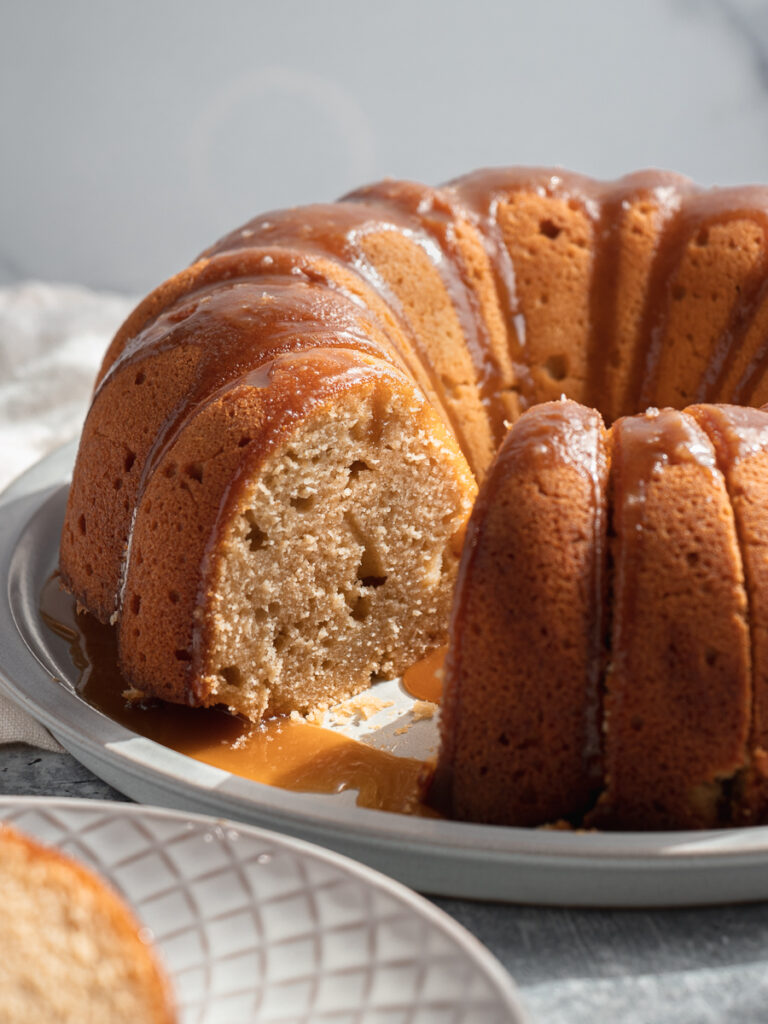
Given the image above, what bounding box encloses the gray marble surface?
[4,743,768,1023]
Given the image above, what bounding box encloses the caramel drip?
[691,402,768,464]
[612,408,719,637]
[345,180,509,445]
[104,267,416,617]
[441,400,608,797]
[402,645,445,703]
[497,400,608,778]
[199,200,478,455]
[586,172,691,414]
[697,272,768,404]
[448,168,686,418]
[443,172,523,392]
[616,407,717,521]
[39,576,435,816]
[730,295,768,405]
[446,168,600,409]
[631,187,768,412]
[101,271,400,460]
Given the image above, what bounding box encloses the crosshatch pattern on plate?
[0,800,520,1024]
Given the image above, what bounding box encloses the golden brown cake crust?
[589,409,751,830]
[434,400,609,826]
[689,404,768,824]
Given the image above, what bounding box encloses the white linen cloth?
[0,282,135,749]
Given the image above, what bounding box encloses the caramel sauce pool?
[40,575,443,816]
[401,644,445,703]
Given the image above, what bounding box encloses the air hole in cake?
[164,463,177,478]
[220,666,243,687]
[697,227,709,246]
[243,511,267,551]
[686,551,699,566]
[124,451,136,473]
[134,371,146,385]
[321,659,332,670]
[130,594,141,615]
[113,477,123,491]
[290,493,316,511]
[544,354,568,381]
[252,607,267,622]
[174,649,192,661]
[185,462,204,483]
[168,590,180,604]
[268,601,280,615]
[78,514,86,536]
[238,435,251,447]
[350,594,372,622]
[631,715,644,732]
[273,629,289,653]
[539,219,561,240]
[345,512,387,583]
[359,575,387,588]
[348,459,371,480]
[673,285,687,301]
[705,648,719,666]
[498,733,510,747]
[85,563,93,576]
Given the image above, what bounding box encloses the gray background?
[4,0,768,293]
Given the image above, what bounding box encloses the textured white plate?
[0,796,524,1023]
[7,444,768,907]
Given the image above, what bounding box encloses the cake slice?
[0,823,175,1024]
[117,350,476,718]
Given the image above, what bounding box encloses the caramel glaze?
[592,408,751,829]
[688,404,768,823]
[448,167,693,414]
[345,179,510,445]
[95,168,768,503]
[196,199,488,459]
[402,645,446,703]
[79,170,768,614]
[494,400,608,780]
[633,187,768,411]
[40,575,436,816]
[433,400,609,825]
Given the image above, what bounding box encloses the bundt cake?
[434,400,768,830]
[60,167,768,743]
[0,823,175,1023]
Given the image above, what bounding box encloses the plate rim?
[7,442,768,906]
[0,792,526,1021]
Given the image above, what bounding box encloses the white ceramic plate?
[0,796,524,1023]
[7,444,768,907]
